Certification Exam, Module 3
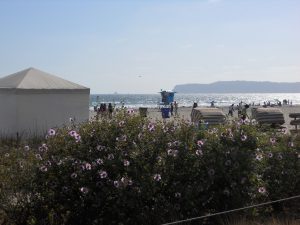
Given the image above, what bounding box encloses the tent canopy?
[0,67,89,94]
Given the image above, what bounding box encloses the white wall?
[0,94,17,136]
[16,93,89,137]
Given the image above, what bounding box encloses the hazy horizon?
[0,0,299,94]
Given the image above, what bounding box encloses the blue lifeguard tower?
[159,90,176,118]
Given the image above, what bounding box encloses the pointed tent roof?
[0,67,89,94]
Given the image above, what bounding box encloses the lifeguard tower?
[159,90,176,105]
[158,90,176,118]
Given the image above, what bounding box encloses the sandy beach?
[90,104,300,130]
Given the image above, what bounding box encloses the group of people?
[169,101,179,116]
[94,103,114,118]
[228,101,250,119]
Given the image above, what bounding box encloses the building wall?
[0,94,17,137]
[16,93,89,137]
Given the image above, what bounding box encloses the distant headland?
[173,81,300,93]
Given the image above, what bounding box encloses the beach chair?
[191,107,226,126]
[252,108,285,126]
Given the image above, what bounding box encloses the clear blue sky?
[0,0,299,93]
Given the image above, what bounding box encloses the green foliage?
[0,112,299,224]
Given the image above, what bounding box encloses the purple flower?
[270,137,276,145]
[173,141,180,146]
[69,130,77,137]
[196,149,203,156]
[96,158,104,165]
[197,140,204,147]
[71,172,77,179]
[175,192,181,198]
[241,135,247,141]
[85,163,92,170]
[288,141,294,147]
[24,145,30,151]
[127,108,135,114]
[148,123,155,132]
[48,128,56,136]
[258,187,266,194]
[167,149,173,156]
[123,160,130,167]
[35,154,42,160]
[118,120,125,127]
[75,134,81,142]
[153,174,161,182]
[107,154,114,160]
[79,187,89,194]
[277,154,283,160]
[225,160,231,166]
[208,169,215,176]
[268,152,273,158]
[256,154,263,161]
[114,181,120,188]
[40,166,48,172]
[99,170,108,179]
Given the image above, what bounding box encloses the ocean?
[89,93,300,109]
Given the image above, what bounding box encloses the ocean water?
[90,93,300,109]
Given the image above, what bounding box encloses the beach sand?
[90,105,300,130]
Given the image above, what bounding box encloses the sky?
[0,0,299,94]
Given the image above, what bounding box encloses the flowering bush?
[0,113,299,224]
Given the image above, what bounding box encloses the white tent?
[0,67,90,137]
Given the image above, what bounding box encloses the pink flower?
[96,158,104,165]
[79,187,89,194]
[107,154,114,160]
[197,140,204,146]
[40,165,47,172]
[256,154,263,161]
[123,160,130,167]
[270,137,276,145]
[196,149,203,156]
[127,108,135,114]
[288,142,294,147]
[35,154,42,160]
[175,192,181,198]
[85,163,92,170]
[75,134,81,142]
[208,169,215,176]
[69,130,77,137]
[148,123,155,132]
[114,181,120,188]
[258,187,266,194]
[48,128,56,136]
[71,172,77,179]
[99,170,108,179]
[153,174,161,182]
[241,135,247,141]
[225,160,231,166]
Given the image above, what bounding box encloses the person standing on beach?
[228,104,234,117]
[170,103,174,116]
[108,103,113,119]
[174,101,178,116]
